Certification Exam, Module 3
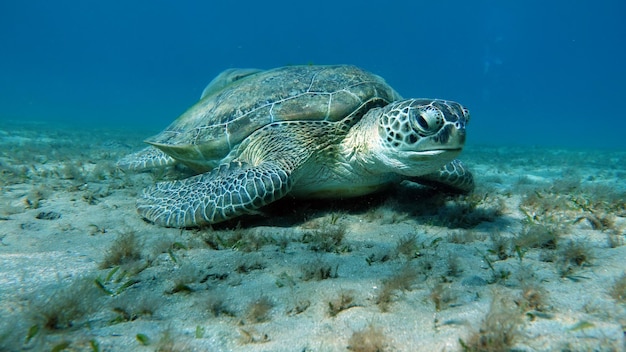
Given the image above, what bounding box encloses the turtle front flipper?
[137,161,293,228]
[117,147,177,171]
[413,159,474,193]
[137,118,331,228]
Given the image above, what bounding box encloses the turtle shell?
[146,65,401,171]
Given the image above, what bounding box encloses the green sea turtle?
[119,65,474,228]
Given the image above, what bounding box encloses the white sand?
[0,121,625,351]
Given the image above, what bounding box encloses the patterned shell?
[146,65,400,170]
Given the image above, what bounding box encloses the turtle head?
[373,98,470,176]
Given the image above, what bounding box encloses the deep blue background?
[1,1,625,148]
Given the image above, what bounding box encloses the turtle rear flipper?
[117,147,177,171]
[413,159,474,193]
[137,161,293,228]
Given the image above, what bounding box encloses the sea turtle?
[119,65,474,228]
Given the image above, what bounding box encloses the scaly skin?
[137,99,473,228]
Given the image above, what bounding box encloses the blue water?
[1,0,625,148]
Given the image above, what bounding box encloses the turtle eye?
[413,106,444,136]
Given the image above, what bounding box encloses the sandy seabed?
[0,120,625,351]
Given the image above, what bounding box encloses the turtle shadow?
[210,190,391,230]
[210,181,506,230]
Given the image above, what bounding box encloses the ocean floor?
[1,120,625,351]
